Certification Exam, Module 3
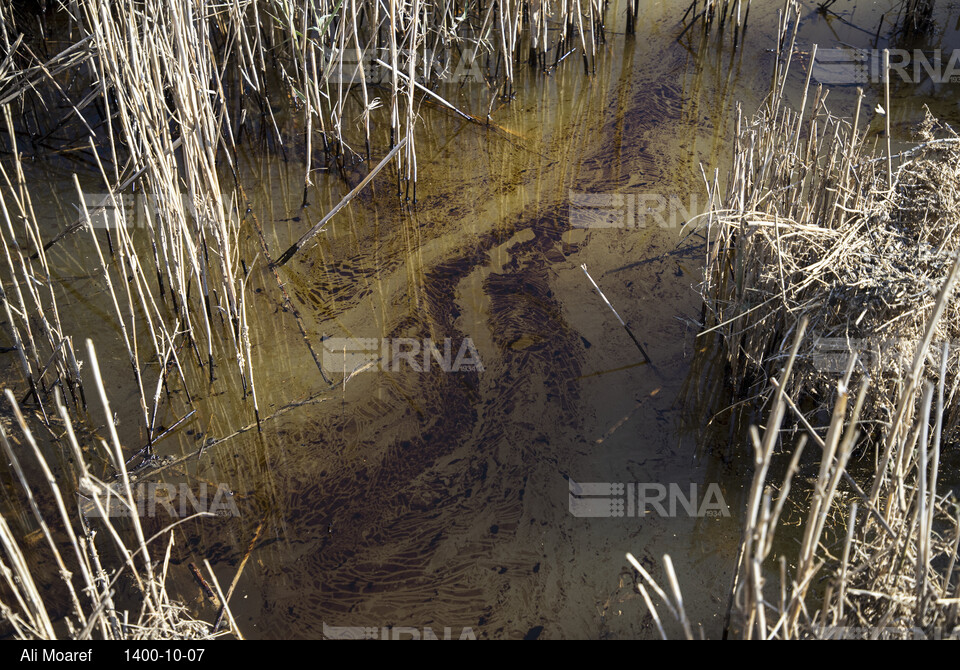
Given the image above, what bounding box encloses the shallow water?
[7,0,960,639]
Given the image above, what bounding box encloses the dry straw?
[0,0,613,444]
[0,342,238,640]
[697,31,960,444]
[643,7,960,637]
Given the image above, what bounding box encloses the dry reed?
[0,341,238,640]
[0,0,614,449]
[697,38,960,445]
[639,21,960,638]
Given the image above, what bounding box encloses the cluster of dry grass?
[636,316,960,638]
[633,9,960,637]
[1,340,238,640]
[699,60,960,443]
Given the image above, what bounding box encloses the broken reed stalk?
[212,517,265,633]
[374,58,478,124]
[580,263,655,368]
[884,48,893,190]
[275,136,408,266]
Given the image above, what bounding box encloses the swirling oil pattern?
[141,5,762,639]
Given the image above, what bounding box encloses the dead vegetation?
[0,341,239,640]
[698,57,960,445]
[634,21,960,638]
[0,0,615,641]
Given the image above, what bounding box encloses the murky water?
[7,0,960,639]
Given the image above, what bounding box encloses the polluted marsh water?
[1,0,960,643]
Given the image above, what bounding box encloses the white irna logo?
[567,478,729,518]
[322,337,484,374]
[322,623,477,640]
